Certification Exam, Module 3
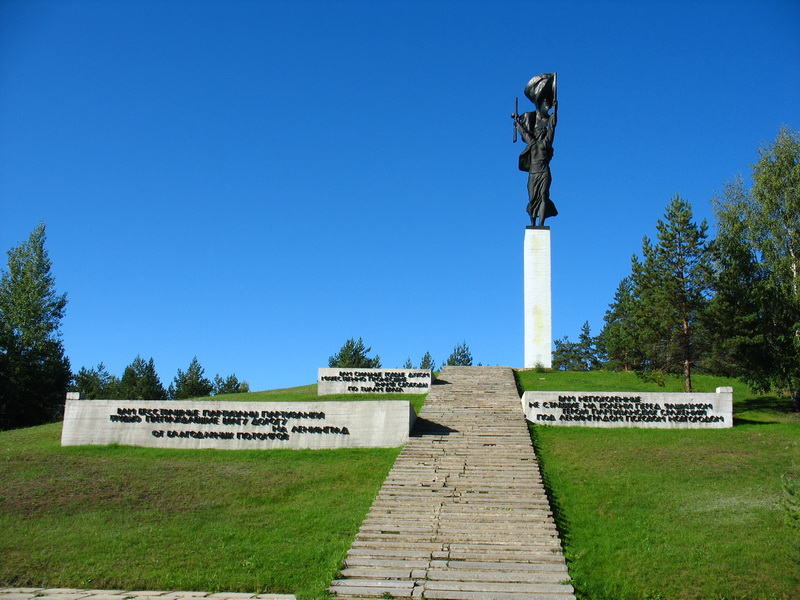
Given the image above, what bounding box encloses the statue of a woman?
[514,74,558,227]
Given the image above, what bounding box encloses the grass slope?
[4,374,797,600]
[0,384,408,600]
[517,370,800,600]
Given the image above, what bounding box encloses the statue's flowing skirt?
[527,169,558,220]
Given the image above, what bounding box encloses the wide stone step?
[429,560,568,572]
[364,512,554,522]
[357,523,559,534]
[422,590,575,600]
[343,557,431,569]
[349,540,564,553]
[422,581,574,594]
[425,570,568,583]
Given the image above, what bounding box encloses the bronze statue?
[513,73,558,227]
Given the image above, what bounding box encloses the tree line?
[328,337,476,370]
[73,356,249,401]
[556,127,800,409]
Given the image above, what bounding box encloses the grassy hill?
[1,373,798,600]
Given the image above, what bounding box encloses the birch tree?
[711,127,800,408]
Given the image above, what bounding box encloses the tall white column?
[524,227,552,369]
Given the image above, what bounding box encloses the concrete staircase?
[328,366,575,600]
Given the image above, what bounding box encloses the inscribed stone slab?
[318,368,433,395]
[62,399,415,449]
[523,388,733,429]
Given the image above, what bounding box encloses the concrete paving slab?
[344,558,430,569]
[0,592,295,600]
[148,594,211,599]
[339,567,413,579]
[329,579,415,590]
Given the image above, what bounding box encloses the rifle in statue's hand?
[511,97,519,142]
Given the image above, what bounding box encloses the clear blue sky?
[2,0,798,391]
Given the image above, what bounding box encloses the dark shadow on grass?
[410,417,459,437]
[733,416,779,426]
[527,423,573,550]
[733,394,798,425]
[738,395,796,413]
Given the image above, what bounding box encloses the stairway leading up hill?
[329,365,576,600]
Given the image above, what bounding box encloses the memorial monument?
[513,73,558,368]
[514,73,558,227]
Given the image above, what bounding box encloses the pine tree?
[602,277,646,372]
[328,338,381,368]
[444,342,473,366]
[213,373,249,395]
[552,323,604,371]
[577,321,602,370]
[170,357,214,399]
[419,351,436,371]
[552,336,580,371]
[137,357,168,399]
[72,363,117,399]
[0,224,71,429]
[629,196,713,391]
[118,356,168,400]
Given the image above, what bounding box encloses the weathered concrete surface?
[524,228,552,369]
[0,590,294,600]
[523,387,733,428]
[61,399,414,449]
[318,368,433,395]
[329,366,575,600]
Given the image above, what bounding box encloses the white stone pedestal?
[524,227,552,368]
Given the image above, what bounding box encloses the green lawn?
[0,412,401,599]
[3,373,797,600]
[517,370,800,600]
